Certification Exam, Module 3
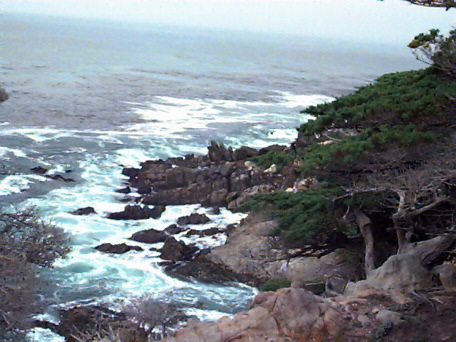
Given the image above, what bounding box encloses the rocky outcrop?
[130,228,167,244]
[121,142,299,209]
[159,237,198,261]
[0,88,8,103]
[164,211,359,288]
[185,227,223,237]
[164,224,186,235]
[161,287,344,342]
[108,205,166,220]
[71,207,97,215]
[95,243,143,254]
[345,235,456,299]
[176,213,210,225]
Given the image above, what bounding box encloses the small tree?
[409,28,456,78]
[0,209,70,337]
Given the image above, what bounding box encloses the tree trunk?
[354,208,375,274]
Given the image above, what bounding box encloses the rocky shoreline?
[52,137,455,342]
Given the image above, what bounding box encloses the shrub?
[243,188,351,247]
[298,69,456,136]
[0,209,70,337]
[260,278,291,292]
[249,150,295,172]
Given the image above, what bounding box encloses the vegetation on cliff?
[245,29,456,275]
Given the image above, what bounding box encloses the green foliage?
[249,150,295,172]
[298,69,456,136]
[260,278,291,292]
[243,188,345,246]
[409,28,456,78]
[299,125,434,172]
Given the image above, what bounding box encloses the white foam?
[0,174,47,196]
[0,146,27,158]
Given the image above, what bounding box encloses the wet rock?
[159,237,198,261]
[164,252,249,284]
[185,227,223,237]
[46,174,75,182]
[31,166,48,174]
[108,205,166,220]
[164,224,186,235]
[0,88,8,102]
[209,206,221,215]
[95,243,143,254]
[71,206,97,215]
[130,228,167,244]
[122,167,140,178]
[116,186,131,194]
[177,213,210,225]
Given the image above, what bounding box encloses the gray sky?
[2,0,454,43]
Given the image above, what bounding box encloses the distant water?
[0,12,424,341]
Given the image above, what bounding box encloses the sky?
[1,0,455,43]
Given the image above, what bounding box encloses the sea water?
[0,12,424,341]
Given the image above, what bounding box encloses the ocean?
[0,12,425,341]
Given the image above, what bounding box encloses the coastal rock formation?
[108,205,166,220]
[161,287,344,342]
[71,207,97,215]
[159,237,198,261]
[345,235,456,299]
[165,211,360,288]
[122,142,299,209]
[129,228,167,244]
[176,213,210,225]
[95,243,143,254]
[0,88,8,103]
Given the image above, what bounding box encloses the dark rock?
[259,144,286,154]
[130,228,167,244]
[208,141,235,162]
[177,213,210,225]
[218,163,235,177]
[185,227,223,237]
[209,207,221,215]
[71,207,96,215]
[108,205,166,220]
[0,88,8,102]
[234,146,259,160]
[137,185,151,194]
[122,167,140,178]
[46,174,75,182]
[164,224,186,235]
[31,166,48,175]
[95,243,143,254]
[116,186,131,194]
[164,253,254,284]
[159,237,198,261]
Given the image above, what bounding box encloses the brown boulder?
[162,288,344,342]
